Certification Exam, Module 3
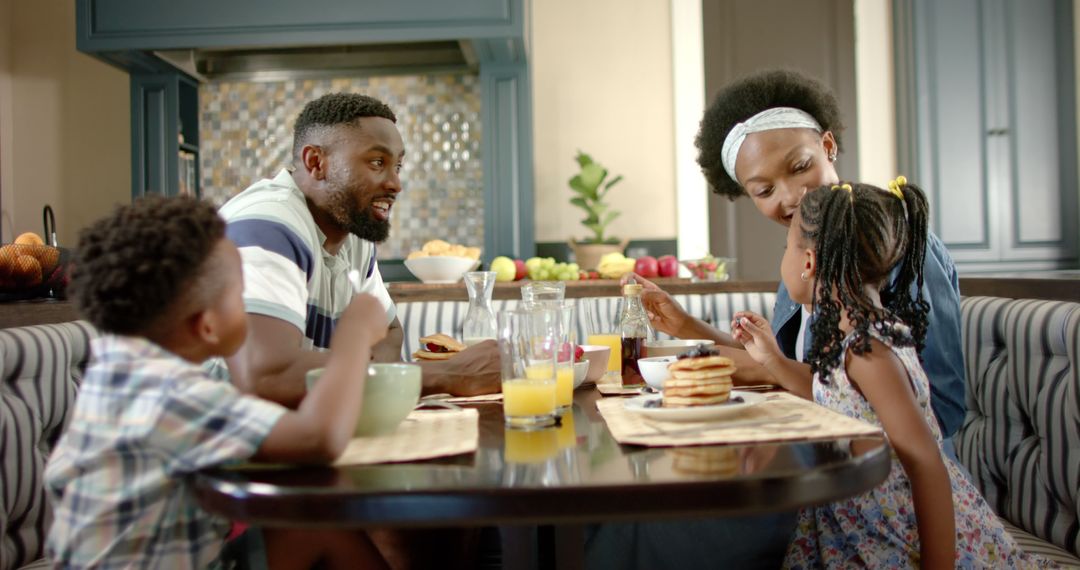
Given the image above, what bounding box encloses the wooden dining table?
[190,389,891,569]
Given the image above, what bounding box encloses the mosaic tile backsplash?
[199,74,484,259]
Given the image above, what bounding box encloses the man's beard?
[326,189,391,243]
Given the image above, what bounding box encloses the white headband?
[720,107,824,182]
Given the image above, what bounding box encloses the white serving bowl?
[573,360,589,389]
[637,355,678,390]
[644,339,716,358]
[404,256,480,284]
[578,344,611,383]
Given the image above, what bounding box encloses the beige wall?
[0,0,129,245]
[854,0,897,186]
[530,0,677,244]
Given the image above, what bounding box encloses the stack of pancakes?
[662,355,736,407]
[412,333,465,361]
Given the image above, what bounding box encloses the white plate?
[623,390,765,422]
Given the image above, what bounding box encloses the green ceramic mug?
[305,363,422,437]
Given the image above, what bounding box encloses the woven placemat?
[334,408,478,465]
[597,392,882,447]
[422,393,504,404]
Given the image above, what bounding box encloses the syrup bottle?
[618,282,651,387]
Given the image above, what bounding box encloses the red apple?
[513,259,528,281]
[657,255,679,278]
[633,255,659,278]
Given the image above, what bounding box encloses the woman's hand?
[620,272,692,337]
[730,311,783,367]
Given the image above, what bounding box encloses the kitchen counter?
[1,275,1077,329]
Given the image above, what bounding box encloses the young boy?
[45,196,389,569]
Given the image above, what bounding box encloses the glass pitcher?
[462,271,498,346]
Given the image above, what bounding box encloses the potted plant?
[567,150,628,271]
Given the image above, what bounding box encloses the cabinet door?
[1001,0,1077,263]
[897,0,1078,270]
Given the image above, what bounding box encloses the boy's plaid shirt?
[45,335,286,569]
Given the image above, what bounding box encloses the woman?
[628,69,965,439]
[586,70,966,570]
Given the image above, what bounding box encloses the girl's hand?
[731,311,782,366]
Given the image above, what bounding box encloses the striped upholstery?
[957,297,1080,561]
[0,321,97,570]
[396,292,776,361]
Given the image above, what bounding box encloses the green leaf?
[569,197,589,210]
[580,163,605,191]
[575,151,593,168]
[568,177,597,200]
[602,211,621,226]
[603,174,623,190]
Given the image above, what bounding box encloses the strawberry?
[574,345,585,363]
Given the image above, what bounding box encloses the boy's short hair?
[71,195,226,336]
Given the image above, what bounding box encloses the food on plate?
[412,333,467,361]
[14,232,44,246]
[662,347,736,408]
[406,239,481,261]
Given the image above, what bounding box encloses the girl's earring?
[828,152,837,162]
[800,271,809,282]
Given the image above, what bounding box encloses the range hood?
[155,41,476,81]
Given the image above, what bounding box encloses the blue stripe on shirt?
[226,218,314,281]
[367,244,377,279]
[306,304,337,349]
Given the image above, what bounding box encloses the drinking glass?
[521,281,566,309]
[550,301,577,412]
[499,308,559,429]
[462,271,498,345]
[581,299,622,381]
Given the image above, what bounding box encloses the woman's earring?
[800,271,809,282]
[828,152,837,162]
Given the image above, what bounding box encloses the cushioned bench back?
[397,291,777,362]
[957,297,1080,556]
[0,321,96,570]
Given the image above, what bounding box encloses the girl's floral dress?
[784,322,1057,569]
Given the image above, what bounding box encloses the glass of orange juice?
[582,299,622,382]
[499,308,558,428]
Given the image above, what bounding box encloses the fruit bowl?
[0,244,71,300]
[679,256,735,282]
[404,256,481,284]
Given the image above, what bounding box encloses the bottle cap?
[622,283,643,296]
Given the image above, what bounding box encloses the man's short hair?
[71,196,226,336]
[292,93,397,159]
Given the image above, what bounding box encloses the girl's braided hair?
[799,180,930,375]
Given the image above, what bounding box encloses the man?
[218,93,500,409]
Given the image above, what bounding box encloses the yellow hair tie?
[830,183,853,192]
[886,175,907,200]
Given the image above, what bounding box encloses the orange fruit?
[14,232,44,246]
[13,254,42,286]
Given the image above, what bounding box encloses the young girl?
[731,178,1055,568]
